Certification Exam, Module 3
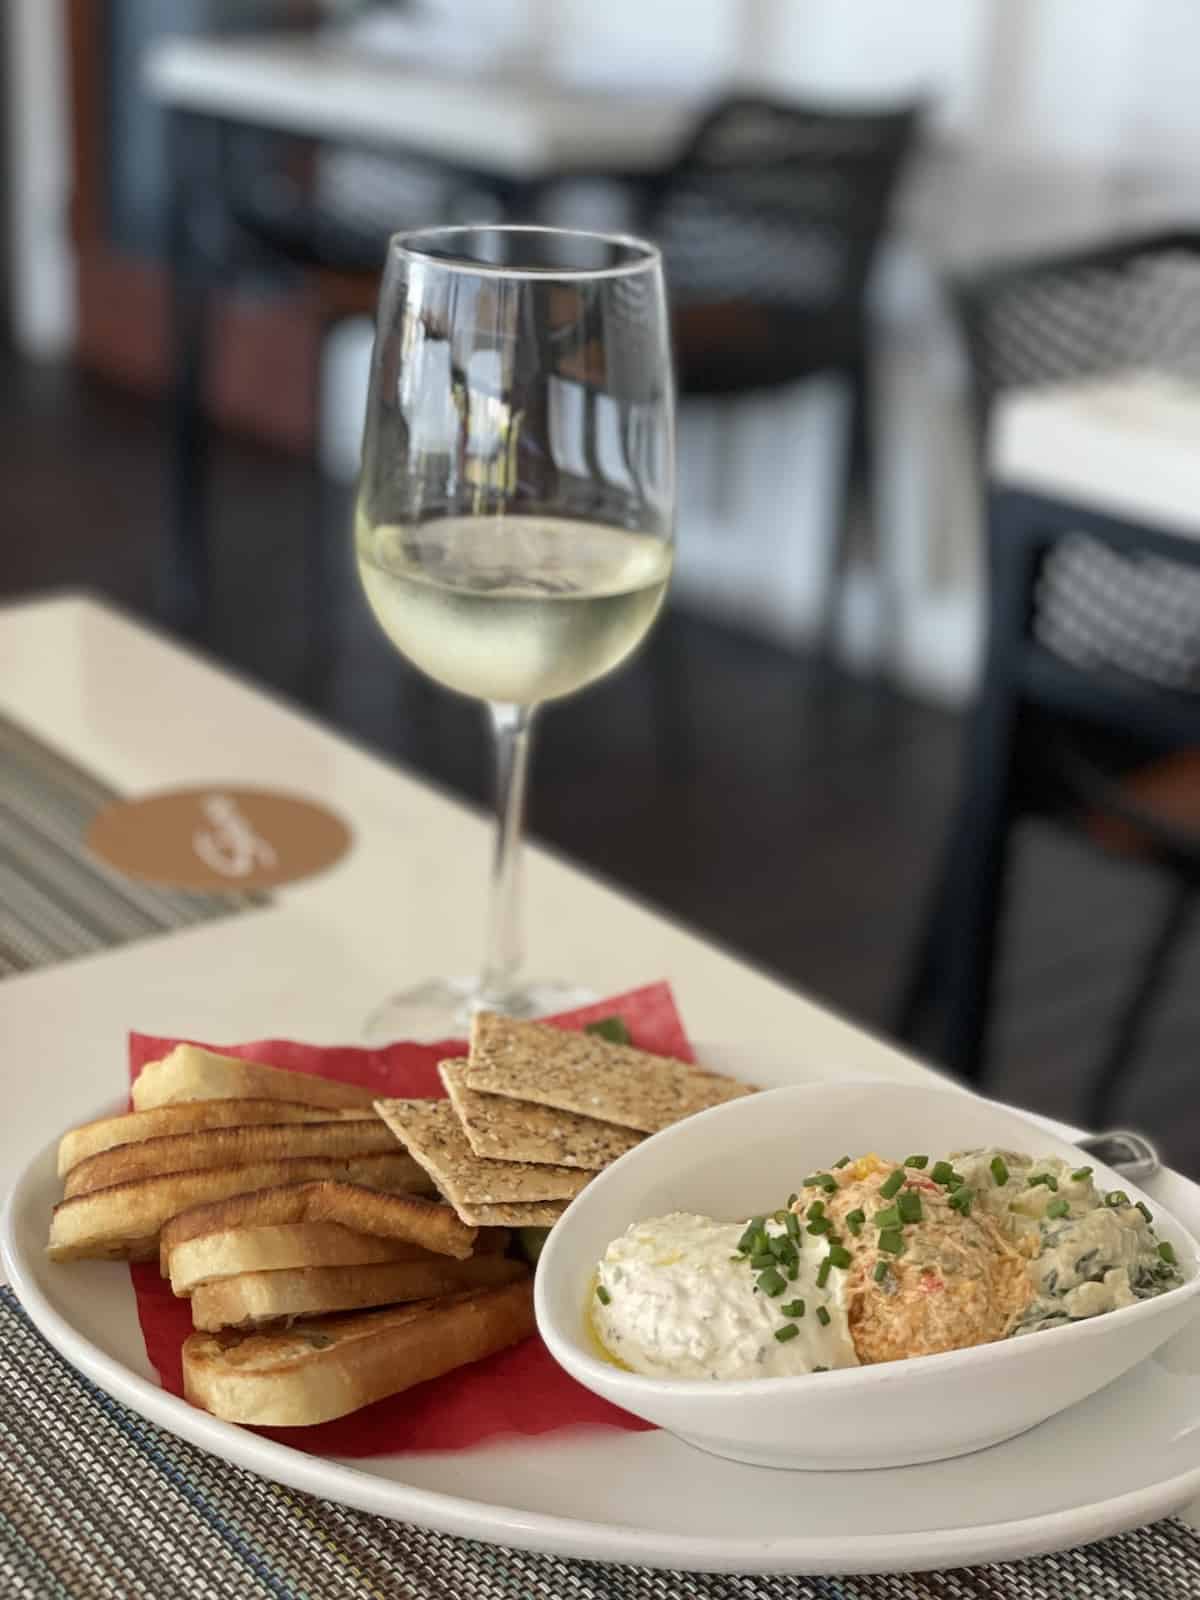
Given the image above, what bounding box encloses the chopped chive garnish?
[807,1216,832,1236]
[1136,1202,1154,1225]
[827,1243,852,1269]
[781,1299,806,1318]
[786,1262,799,1281]
[904,1155,929,1169]
[897,1191,924,1224]
[816,1306,831,1326]
[878,1228,905,1255]
[812,1364,829,1372]
[1028,1173,1059,1191]
[930,1160,955,1186]
[1045,1197,1070,1219]
[774,1322,800,1343]
[785,1211,802,1240]
[758,1267,787,1297]
[845,1208,865,1236]
[873,1259,891,1284]
[773,1209,790,1225]
[750,1251,777,1270]
[1106,1190,1130,1209]
[595,1284,611,1305]
[787,1192,798,1207]
[1159,1241,1178,1265]
[879,1169,905,1199]
[806,1199,826,1220]
[769,1234,795,1259]
[873,1205,902,1231]
[990,1156,1010,1187]
[1070,1166,1093,1182]
[833,1155,851,1169]
[816,1258,832,1288]
[948,1188,972,1216]
[737,1218,765,1254]
[946,1172,966,1190]
[803,1173,837,1193]
[584,1016,632,1045]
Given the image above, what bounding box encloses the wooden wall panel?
[65,0,323,454]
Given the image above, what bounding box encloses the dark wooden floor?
[3,356,1199,1175]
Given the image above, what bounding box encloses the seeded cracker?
[465,1012,754,1134]
[453,1198,568,1227]
[439,1060,642,1170]
[373,1098,589,1225]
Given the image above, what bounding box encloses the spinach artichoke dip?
[591,1152,1183,1379]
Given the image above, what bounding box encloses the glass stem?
[478,701,537,1005]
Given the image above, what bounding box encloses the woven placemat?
[2,1289,1199,1599]
[0,711,265,979]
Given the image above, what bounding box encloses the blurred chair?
[164,116,467,636]
[628,95,922,629]
[897,231,1200,1123]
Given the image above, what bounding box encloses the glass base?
[363,976,599,1044]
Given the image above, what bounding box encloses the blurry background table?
[903,353,1200,1130]
[145,32,694,186]
[144,31,699,629]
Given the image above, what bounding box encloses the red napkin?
[127,983,692,1457]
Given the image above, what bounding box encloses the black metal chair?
[629,95,921,623]
[897,231,1200,1124]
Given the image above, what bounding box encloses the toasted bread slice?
[132,1044,378,1113]
[167,1220,508,1297]
[57,1100,368,1178]
[47,1152,433,1263]
[157,1181,479,1272]
[183,1276,535,1424]
[64,1120,393,1199]
[190,1251,526,1330]
[168,1223,442,1295]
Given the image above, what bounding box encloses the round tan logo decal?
[85,787,352,892]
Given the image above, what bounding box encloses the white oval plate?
[5,1042,1200,1577]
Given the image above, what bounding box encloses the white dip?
[592,1211,859,1380]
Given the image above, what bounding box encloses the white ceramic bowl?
[535,1081,1200,1470]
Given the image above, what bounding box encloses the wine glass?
[354,224,675,1039]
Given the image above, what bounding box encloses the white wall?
[547,0,1200,171]
[744,0,990,134]
[4,0,75,356]
[1121,0,1200,173]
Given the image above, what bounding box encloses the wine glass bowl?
[354,225,675,1036]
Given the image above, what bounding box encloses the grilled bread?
[166,1222,493,1297]
[48,1152,433,1262]
[57,1099,368,1178]
[64,1120,394,1199]
[157,1181,480,1272]
[183,1276,535,1424]
[189,1252,527,1330]
[132,1044,378,1113]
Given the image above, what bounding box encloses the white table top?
[144,34,693,179]
[8,593,1200,1532]
[992,370,1200,541]
[0,592,928,1192]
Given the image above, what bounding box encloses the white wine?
[355,511,672,704]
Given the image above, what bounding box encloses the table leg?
[163,110,224,634]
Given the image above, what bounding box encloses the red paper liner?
[127,983,692,1456]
